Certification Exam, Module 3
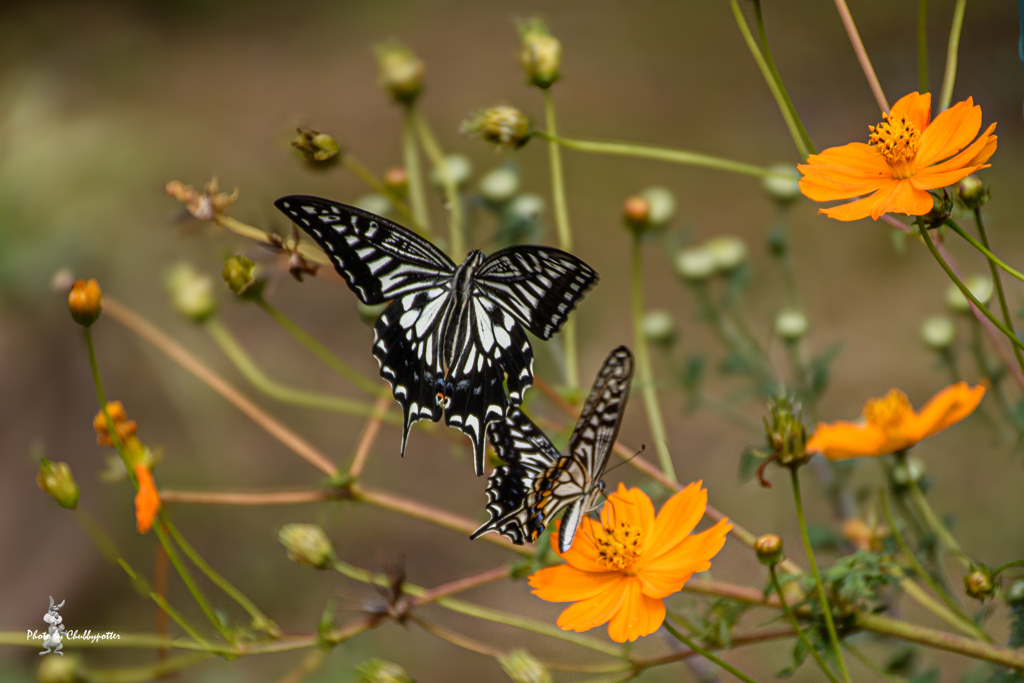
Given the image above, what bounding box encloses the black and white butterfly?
[274,195,599,475]
[471,345,634,552]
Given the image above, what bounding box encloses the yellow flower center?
[594,521,644,573]
[869,113,921,179]
[863,389,913,433]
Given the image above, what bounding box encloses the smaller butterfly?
[471,345,634,553]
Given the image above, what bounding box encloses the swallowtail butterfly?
[275,195,599,475]
[471,345,634,552]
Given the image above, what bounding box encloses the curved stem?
[770,566,841,683]
[790,467,853,683]
[662,620,759,683]
[401,107,431,236]
[938,0,968,111]
[918,0,931,93]
[833,0,890,112]
[969,210,1024,379]
[631,234,677,482]
[945,219,1024,285]
[411,106,464,259]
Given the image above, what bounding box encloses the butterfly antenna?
[603,444,647,475]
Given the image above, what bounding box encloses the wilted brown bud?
[518,18,561,88]
[165,178,238,221]
[384,167,409,197]
[287,252,319,282]
[375,42,425,104]
[461,106,531,150]
[279,523,334,568]
[754,533,784,566]
[964,570,994,601]
[291,127,341,166]
[68,279,102,327]
[37,458,80,510]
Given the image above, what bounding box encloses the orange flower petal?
[966,133,997,166]
[868,179,934,219]
[529,564,623,602]
[916,97,981,168]
[798,143,893,202]
[606,578,665,643]
[639,518,732,598]
[921,123,996,176]
[910,165,986,192]
[555,575,629,633]
[818,181,908,221]
[906,382,985,442]
[643,481,706,564]
[134,464,160,534]
[601,484,655,547]
[889,92,932,133]
[806,421,891,459]
[552,518,610,574]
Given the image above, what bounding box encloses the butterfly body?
[472,345,634,552]
[274,196,598,475]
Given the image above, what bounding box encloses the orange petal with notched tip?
[606,578,666,643]
[643,481,706,564]
[916,98,981,167]
[555,575,629,633]
[905,382,985,443]
[639,518,732,598]
[923,123,997,176]
[966,134,997,167]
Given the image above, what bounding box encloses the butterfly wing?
[274,196,455,303]
[475,246,599,340]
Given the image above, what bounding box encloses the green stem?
[532,130,779,178]
[751,0,816,154]
[544,88,579,391]
[971,210,1024,379]
[729,0,809,158]
[149,592,210,647]
[256,297,384,396]
[938,0,967,111]
[917,0,930,93]
[163,519,281,637]
[992,559,1024,576]
[411,106,465,259]
[790,467,853,683]
[770,566,841,683]
[87,652,213,683]
[661,620,759,683]
[631,234,677,482]
[919,223,1024,351]
[945,219,1024,286]
[341,154,420,233]
[402,107,431,235]
[206,318,399,423]
[843,642,907,683]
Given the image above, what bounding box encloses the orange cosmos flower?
[806,382,985,460]
[528,482,732,643]
[134,464,160,533]
[798,92,997,221]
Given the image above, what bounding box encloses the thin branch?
[349,395,392,478]
[938,0,968,111]
[833,0,890,112]
[160,490,329,505]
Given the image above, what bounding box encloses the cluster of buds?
[623,187,676,235]
[461,105,531,150]
[279,523,335,569]
[36,458,79,510]
[291,127,341,166]
[518,18,562,88]
[67,278,102,327]
[375,42,425,105]
[165,177,238,221]
[674,235,749,282]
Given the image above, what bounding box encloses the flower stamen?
[869,113,921,179]
[862,389,913,433]
[594,521,643,572]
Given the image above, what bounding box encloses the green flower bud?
[639,186,676,229]
[67,279,102,327]
[462,106,531,150]
[622,195,651,234]
[1006,580,1024,606]
[506,194,545,222]
[774,308,809,342]
[674,246,716,283]
[642,310,676,347]
[354,658,413,683]
[375,42,425,104]
[945,275,993,314]
[955,175,988,210]
[291,127,341,166]
[357,301,389,327]
[762,164,801,205]
[384,167,408,197]
[429,154,472,190]
[890,456,926,488]
[354,193,393,219]
[764,394,810,467]
[499,648,552,683]
[920,315,956,351]
[38,653,85,683]
[279,523,334,569]
[518,19,561,89]
[706,236,748,273]
[754,533,784,566]
[36,458,79,510]
[166,263,216,323]
[222,255,259,298]
[964,570,994,601]
[479,165,520,205]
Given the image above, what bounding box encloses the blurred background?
[1,0,1022,681]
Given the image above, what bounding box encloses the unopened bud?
[1006,580,1024,606]
[706,236,748,273]
[890,456,926,488]
[946,275,993,313]
[640,186,677,229]
[354,194,393,219]
[429,154,472,190]
[754,533,784,566]
[964,570,994,601]
[354,658,412,683]
[507,194,545,223]
[222,256,259,297]
[479,165,520,205]
[499,648,552,683]
[37,458,79,510]
[956,176,988,210]
[291,127,341,166]
[384,167,409,197]
[674,246,716,283]
[68,279,102,327]
[765,395,810,467]
[166,264,216,323]
[462,106,531,150]
[518,19,561,89]
[763,165,801,204]
[358,302,389,327]
[775,309,809,342]
[643,310,676,347]
[51,268,75,293]
[37,652,85,683]
[920,315,956,351]
[622,196,650,233]
[375,42,425,104]
[279,523,334,569]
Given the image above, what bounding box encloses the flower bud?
[964,570,994,601]
[955,175,988,210]
[358,302,389,327]
[375,42,425,104]
[222,255,259,297]
[166,263,216,323]
[762,165,801,205]
[774,308,809,342]
[354,194,393,219]
[643,310,676,347]
[291,127,341,166]
[384,167,408,197]
[1006,580,1024,606]
[479,165,520,205]
[38,652,84,683]
[920,315,956,351]
[622,196,650,233]
[640,186,677,229]
[462,106,531,150]
[674,246,716,283]
[51,268,75,293]
[518,19,561,89]
[279,523,334,568]
[68,279,102,327]
[507,194,545,223]
[946,275,993,314]
[890,456,926,488]
[93,401,138,447]
[354,658,413,683]
[499,648,552,683]
[429,154,472,190]
[754,533,784,566]
[765,394,811,467]
[706,236,748,273]
[37,458,79,510]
